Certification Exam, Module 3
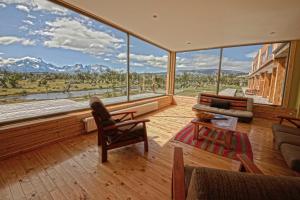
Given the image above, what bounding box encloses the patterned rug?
[174,123,253,161]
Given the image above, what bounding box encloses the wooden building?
[247,43,290,105]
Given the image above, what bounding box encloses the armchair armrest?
[277,115,300,128]
[237,154,263,174]
[110,110,136,116]
[110,110,137,121]
[277,115,300,121]
[172,147,186,200]
[103,119,150,131]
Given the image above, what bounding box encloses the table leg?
[193,124,199,140]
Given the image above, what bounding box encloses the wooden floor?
[0,99,295,200]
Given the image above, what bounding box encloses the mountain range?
[0,57,246,75]
[176,68,247,75]
[0,57,111,73]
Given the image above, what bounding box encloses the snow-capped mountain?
[0,57,112,73]
[60,64,111,73]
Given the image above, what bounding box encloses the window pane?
[220,43,290,105]
[0,0,128,106]
[129,36,167,100]
[175,49,220,97]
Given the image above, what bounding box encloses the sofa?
[192,93,254,123]
[172,147,300,200]
[272,115,300,172]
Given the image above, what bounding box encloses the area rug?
[174,123,253,161]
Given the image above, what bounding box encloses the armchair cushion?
[186,167,300,200]
[280,144,300,172]
[272,124,300,136]
[89,96,112,121]
[273,131,300,150]
[106,124,145,145]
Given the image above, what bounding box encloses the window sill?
[0,93,166,126]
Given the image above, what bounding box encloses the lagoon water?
[1,87,125,101]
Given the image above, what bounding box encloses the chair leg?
[102,147,107,163]
[143,122,149,152]
[144,139,149,152]
[97,131,101,146]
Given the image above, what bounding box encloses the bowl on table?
[195,112,215,122]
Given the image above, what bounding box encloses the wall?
[287,40,300,116]
[0,95,173,160]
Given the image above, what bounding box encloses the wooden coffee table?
[191,114,238,149]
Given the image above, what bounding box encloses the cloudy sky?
[0,0,261,73]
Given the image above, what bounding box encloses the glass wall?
[0,0,167,107]
[175,49,220,97]
[218,45,261,97]
[175,42,290,105]
[129,36,168,100]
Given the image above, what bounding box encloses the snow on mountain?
[0,57,112,73]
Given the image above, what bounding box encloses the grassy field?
[0,79,125,96]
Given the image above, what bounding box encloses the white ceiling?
[59,0,300,51]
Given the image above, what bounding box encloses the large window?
[0,0,168,123]
[175,49,220,97]
[0,0,167,107]
[219,45,262,97]
[175,42,290,105]
[129,36,167,100]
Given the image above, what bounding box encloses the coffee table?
[191,114,238,149]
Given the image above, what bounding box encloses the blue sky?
[176,45,262,72]
[0,0,262,73]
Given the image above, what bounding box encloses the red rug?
[174,123,253,161]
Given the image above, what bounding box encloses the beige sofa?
[192,93,254,122]
[272,116,300,173]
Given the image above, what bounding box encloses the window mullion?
[216,48,223,95]
[127,34,130,101]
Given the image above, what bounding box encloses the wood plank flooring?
[0,100,295,200]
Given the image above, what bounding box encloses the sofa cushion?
[273,131,300,150]
[184,166,195,197]
[186,167,300,200]
[210,99,230,109]
[280,144,300,172]
[193,104,253,118]
[246,97,254,112]
[272,124,300,136]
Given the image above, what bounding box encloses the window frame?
[174,41,291,106]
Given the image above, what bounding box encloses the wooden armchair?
[89,97,149,163]
[172,147,300,200]
[278,115,300,128]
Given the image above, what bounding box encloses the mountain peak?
[0,56,112,73]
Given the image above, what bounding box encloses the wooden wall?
[0,95,173,160]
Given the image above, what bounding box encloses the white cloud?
[176,53,251,72]
[23,20,34,25]
[117,53,168,68]
[37,18,124,56]
[27,14,36,19]
[104,58,110,61]
[0,3,6,8]
[246,51,258,58]
[0,52,4,55]
[131,62,144,67]
[2,0,68,15]
[0,36,35,46]
[19,25,29,31]
[16,4,29,12]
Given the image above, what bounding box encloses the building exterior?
[247,43,290,105]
